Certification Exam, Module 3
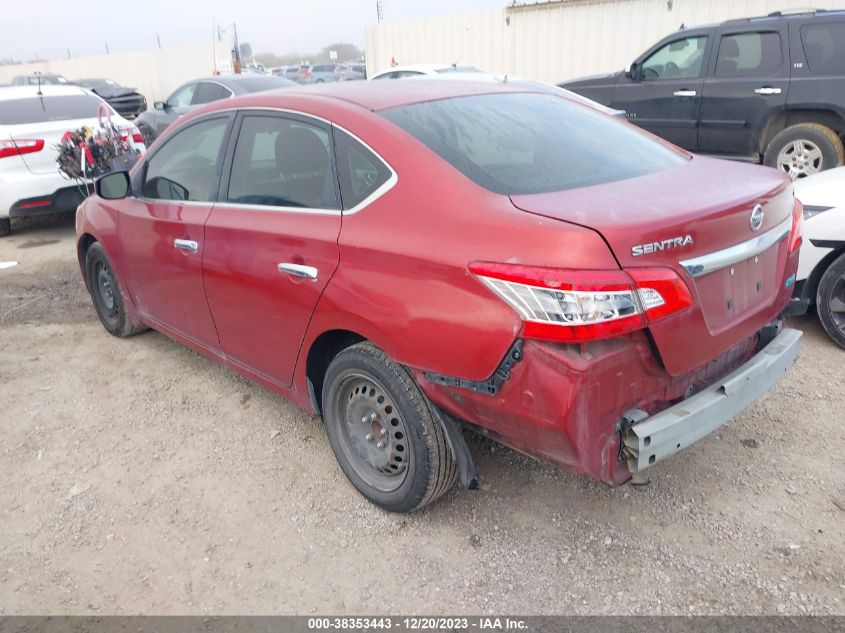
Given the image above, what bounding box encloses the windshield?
[0,94,108,124]
[235,77,296,91]
[380,92,686,195]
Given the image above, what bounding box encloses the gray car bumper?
[622,328,802,472]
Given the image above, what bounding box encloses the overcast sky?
[2,0,509,62]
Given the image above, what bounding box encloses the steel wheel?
[777,139,823,179]
[93,259,119,327]
[332,372,411,492]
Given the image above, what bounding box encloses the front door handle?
[673,89,697,97]
[278,262,318,280]
[173,239,199,253]
[754,87,782,95]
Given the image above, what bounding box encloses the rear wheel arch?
[759,109,845,155]
[305,329,367,415]
[77,233,98,287]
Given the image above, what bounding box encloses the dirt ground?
[0,212,843,615]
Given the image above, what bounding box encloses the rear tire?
[763,123,845,179]
[322,342,457,512]
[0,217,10,238]
[85,242,147,337]
[816,252,845,349]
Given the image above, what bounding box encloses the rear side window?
[715,32,783,77]
[141,117,229,202]
[227,115,339,210]
[334,129,393,209]
[194,82,232,104]
[0,95,106,125]
[801,21,845,75]
[380,93,686,195]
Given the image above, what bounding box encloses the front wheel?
[763,123,845,179]
[817,252,845,349]
[322,343,457,512]
[137,122,156,146]
[85,242,147,337]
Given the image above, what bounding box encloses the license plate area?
[693,242,782,333]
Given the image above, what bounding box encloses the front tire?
[816,252,845,349]
[763,123,845,179]
[322,343,457,512]
[85,242,147,337]
[137,122,156,146]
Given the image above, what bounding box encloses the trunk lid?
[510,156,794,375]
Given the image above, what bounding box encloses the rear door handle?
[754,87,782,95]
[673,90,697,97]
[278,262,318,280]
[173,239,199,253]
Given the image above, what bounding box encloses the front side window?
[715,32,782,77]
[641,36,707,81]
[141,117,229,202]
[168,84,197,107]
[227,115,339,209]
[194,82,232,104]
[334,129,392,209]
[801,21,845,75]
[381,93,686,196]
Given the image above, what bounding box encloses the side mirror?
[154,101,166,111]
[96,171,131,200]
[625,62,639,81]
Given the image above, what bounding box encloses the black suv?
[562,9,845,178]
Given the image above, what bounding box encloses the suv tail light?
[469,262,693,343]
[789,199,803,254]
[120,127,144,144]
[0,139,45,159]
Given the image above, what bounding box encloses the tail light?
[469,262,693,344]
[789,198,803,254]
[120,127,144,144]
[0,139,45,159]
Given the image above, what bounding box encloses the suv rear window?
[0,94,106,125]
[380,93,686,195]
[801,21,845,75]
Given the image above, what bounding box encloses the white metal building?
[365,0,843,84]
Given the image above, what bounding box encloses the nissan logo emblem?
[750,204,765,231]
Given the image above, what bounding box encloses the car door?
[697,26,789,156]
[120,114,233,348]
[202,111,343,387]
[612,32,711,149]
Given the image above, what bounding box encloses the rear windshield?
[0,94,106,125]
[380,93,686,195]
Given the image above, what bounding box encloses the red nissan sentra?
[77,81,803,512]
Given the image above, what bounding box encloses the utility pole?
[105,42,110,55]
[67,48,71,59]
[377,0,384,23]
[232,22,241,74]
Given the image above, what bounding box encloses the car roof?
[232,78,541,112]
[0,84,90,100]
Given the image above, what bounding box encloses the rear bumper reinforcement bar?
[622,328,802,472]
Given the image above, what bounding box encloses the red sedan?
[77,80,803,512]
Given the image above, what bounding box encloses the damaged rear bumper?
[622,328,802,472]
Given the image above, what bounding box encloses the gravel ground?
[0,213,843,615]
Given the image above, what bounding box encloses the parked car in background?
[77,80,801,512]
[298,64,339,84]
[788,166,845,347]
[72,79,147,120]
[0,85,144,237]
[11,74,69,86]
[562,9,845,178]
[334,63,367,82]
[370,63,483,80]
[134,75,296,144]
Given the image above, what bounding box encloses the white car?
[789,166,845,347]
[0,85,145,237]
[369,63,482,80]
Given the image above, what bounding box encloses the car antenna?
[36,71,43,96]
